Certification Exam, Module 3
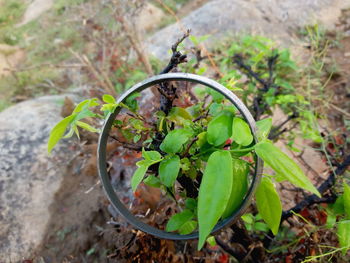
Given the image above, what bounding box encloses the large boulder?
[0,95,77,262]
[147,0,350,58]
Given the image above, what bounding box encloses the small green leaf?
[179,220,197,235]
[207,111,234,146]
[76,121,100,133]
[73,98,99,113]
[142,149,162,162]
[343,183,350,219]
[159,155,180,187]
[198,150,233,250]
[255,177,282,235]
[255,140,320,197]
[166,209,193,232]
[131,165,148,192]
[222,158,249,218]
[125,92,140,112]
[102,94,116,104]
[330,195,344,215]
[256,118,272,140]
[143,175,161,188]
[232,117,253,146]
[133,134,141,143]
[48,115,76,153]
[160,129,193,154]
[206,236,217,247]
[337,220,350,255]
[168,107,192,124]
[185,198,197,210]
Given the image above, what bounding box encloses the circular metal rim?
[97,72,263,240]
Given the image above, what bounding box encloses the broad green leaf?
[256,118,272,140]
[142,148,162,162]
[198,150,233,250]
[343,183,350,219]
[131,165,148,192]
[222,158,249,218]
[76,121,100,133]
[207,111,234,146]
[159,155,180,187]
[160,129,193,154]
[337,220,350,255]
[255,140,320,197]
[48,115,76,153]
[102,94,116,104]
[255,177,282,235]
[143,175,161,188]
[232,117,253,146]
[179,220,197,235]
[166,209,193,232]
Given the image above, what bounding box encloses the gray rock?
[147,0,350,58]
[0,95,77,262]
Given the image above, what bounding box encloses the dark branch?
[110,135,142,151]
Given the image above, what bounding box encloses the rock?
[136,3,165,32]
[0,95,78,262]
[147,0,350,58]
[17,0,54,26]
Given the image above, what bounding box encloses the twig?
[110,135,142,151]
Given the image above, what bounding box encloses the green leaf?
[255,140,320,197]
[185,198,197,210]
[179,220,197,235]
[168,107,192,124]
[48,115,76,153]
[255,177,282,235]
[102,94,116,104]
[337,220,350,255]
[166,209,193,232]
[133,134,141,143]
[125,92,140,112]
[206,236,217,247]
[142,149,162,162]
[143,175,161,188]
[343,183,350,219]
[160,129,193,154]
[232,117,253,146]
[207,111,234,146]
[198,150,233,250]
[76,121,100,133]
[131,165,148,192]
[159,155,180,187]
[222,158,249,218]
[332,195,345,215]
[73,98,99,113]
[256,118,272,140]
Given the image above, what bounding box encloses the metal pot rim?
[97,72,263,240]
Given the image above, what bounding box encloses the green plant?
[47,32,350,259]
[48,82,322,250]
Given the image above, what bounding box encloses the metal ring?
[98,73,263,240]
